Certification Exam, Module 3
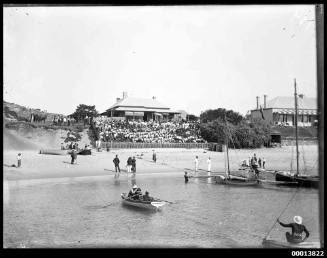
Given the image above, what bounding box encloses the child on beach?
[17,153,22,168]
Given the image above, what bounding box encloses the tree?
[200,108,243,125]
[199,114,272,149]
[71,104,98,122]
[187,114,198,121]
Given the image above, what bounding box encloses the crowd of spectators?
[53,116,76,126]
[92,116,206,143]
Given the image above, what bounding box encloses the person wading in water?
[277,216,310,244]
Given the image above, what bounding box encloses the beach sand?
[3,145,319,181]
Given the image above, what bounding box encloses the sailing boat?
[275,79,320,188]
[214,116,259,186]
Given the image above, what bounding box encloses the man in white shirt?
[194,156,199,172]
[207,157,211,172]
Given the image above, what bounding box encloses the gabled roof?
[108,97,169,110]
[266,96,317,110]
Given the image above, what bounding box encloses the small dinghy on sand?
[39,149,68,155]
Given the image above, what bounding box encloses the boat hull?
[275,172,319,188]
[262,239,321,248]
[214,176,259,186]
[78,149,92,155]
[39,149,68,155]
[121,193,165,210]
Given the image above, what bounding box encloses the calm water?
[3,172,320,248]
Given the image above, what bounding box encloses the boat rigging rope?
[301,143,307,174]
[263,189,299,240]
[290,145,294,173]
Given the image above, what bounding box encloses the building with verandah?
[103,92,181,121]
[250,95,317,127]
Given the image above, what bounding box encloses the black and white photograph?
[3,4,324,249]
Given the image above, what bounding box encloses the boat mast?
[294,78,299,176]
[225,113,230,176]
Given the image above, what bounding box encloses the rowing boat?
[39,149,68,155]
[121,193,166,210]
[262,238,321,248]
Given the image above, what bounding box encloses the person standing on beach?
[113,155,120,173]
[207,157,211,172]
[262,157,266,169]
[194,156,199,172]
[17,153,22,168]
[132,156,136,173]
[127,157,133,173]
[152,150,157,163]
[258,158,262,168]
[71,149,77,164]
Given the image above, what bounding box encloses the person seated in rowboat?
[142,191,154,202]
[128,185,143,200]
[277,216,310,244]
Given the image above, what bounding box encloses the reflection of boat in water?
[121,193,166,211]
[275,79,319,189]
[262,238,321,248]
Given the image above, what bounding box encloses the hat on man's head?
[293,216,303,224]
[132,185,138,189]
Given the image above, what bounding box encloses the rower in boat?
[142,191,154,202]
[128,185,143,200]
[277,216,310,244]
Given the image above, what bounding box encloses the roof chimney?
[256,96,260,109]
[264,95,267,108]
[116,97,121,103]
[123,92,128,99]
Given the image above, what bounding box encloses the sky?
[3,5,317,116]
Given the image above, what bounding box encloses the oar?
[151,202,166,208]
[157,199,174,204]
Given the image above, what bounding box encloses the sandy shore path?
[3,145,318,181]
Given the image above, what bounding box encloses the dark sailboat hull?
[275,172,319,188]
